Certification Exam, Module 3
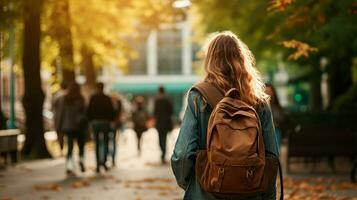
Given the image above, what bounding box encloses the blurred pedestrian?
[52,81,68,155]
[154,86,173,164]
[132,96,149,155]
[58,82,87,175]
[87,82,116,173]
[109,94,123,166]
[265,83,285,146]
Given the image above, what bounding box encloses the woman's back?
[171,31,279,200]
[171,90,278,200]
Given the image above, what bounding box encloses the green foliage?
[0,0,22,31]
[332,85,357,112]
[193,0,357,107]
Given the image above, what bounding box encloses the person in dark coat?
[52,81,68,155]
[154,86,173,164]
[58,82,87,174]
[87,82,116,172]
[109,94,123,166]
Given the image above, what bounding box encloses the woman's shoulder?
[188,88,207,105]
[186,88,210,115]
[188,89,202,99]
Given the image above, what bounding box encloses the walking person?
[132,96,149,156]
[171,31,280,200]
[109,94,123,167]
[154,86,173,164]
[58,82,87,175]
[87,82,116,173]
[52,81,68,155]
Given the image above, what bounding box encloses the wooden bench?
[285,113,357,174]
[0,129,21,166]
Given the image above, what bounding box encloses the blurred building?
[103,19,201,119]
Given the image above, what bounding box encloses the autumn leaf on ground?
[125,178,173,184]
[158,191,168,196]
[41,195,50,200]
[0,197,16,200]
[144,162,162,167]
[71,180,90,188]
[268,0,294,12]
[281,40,318,60]
[34,183,62,192]
[103,175,115,180]
[144,185,176,191]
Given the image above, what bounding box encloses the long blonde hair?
[204,31,268,107]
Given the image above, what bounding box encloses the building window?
[157,29,182,75]
[127,34,148,75]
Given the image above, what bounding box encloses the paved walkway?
[1,128,357,200]
[1,128,183,200]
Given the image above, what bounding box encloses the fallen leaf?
[103,175,114,180]
[71,180,90,189]
[144,162,161,167]
[34,183,62,192]
[124,178,173,184]
[158,192,168,196]
[144,185,176,191]
[0,197,16,200]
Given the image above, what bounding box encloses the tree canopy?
[193,0,357,110]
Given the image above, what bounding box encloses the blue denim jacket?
[171,90,279,200]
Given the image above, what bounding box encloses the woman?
[59,82,87,174]
[171,31,279,200]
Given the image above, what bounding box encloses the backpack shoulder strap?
[193,82,224,108]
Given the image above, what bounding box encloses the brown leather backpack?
[193,82,283,199]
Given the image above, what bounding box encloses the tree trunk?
[21,0,51,158]
[51,0,75,84]
[329,58,353,105]
[81,46,97,87]
[309,65,323,112]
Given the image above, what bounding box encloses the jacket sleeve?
[171,91,199,190]
[260,104,279,200]
[260,104,279,156]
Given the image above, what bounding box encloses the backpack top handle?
[225,88,240,99]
